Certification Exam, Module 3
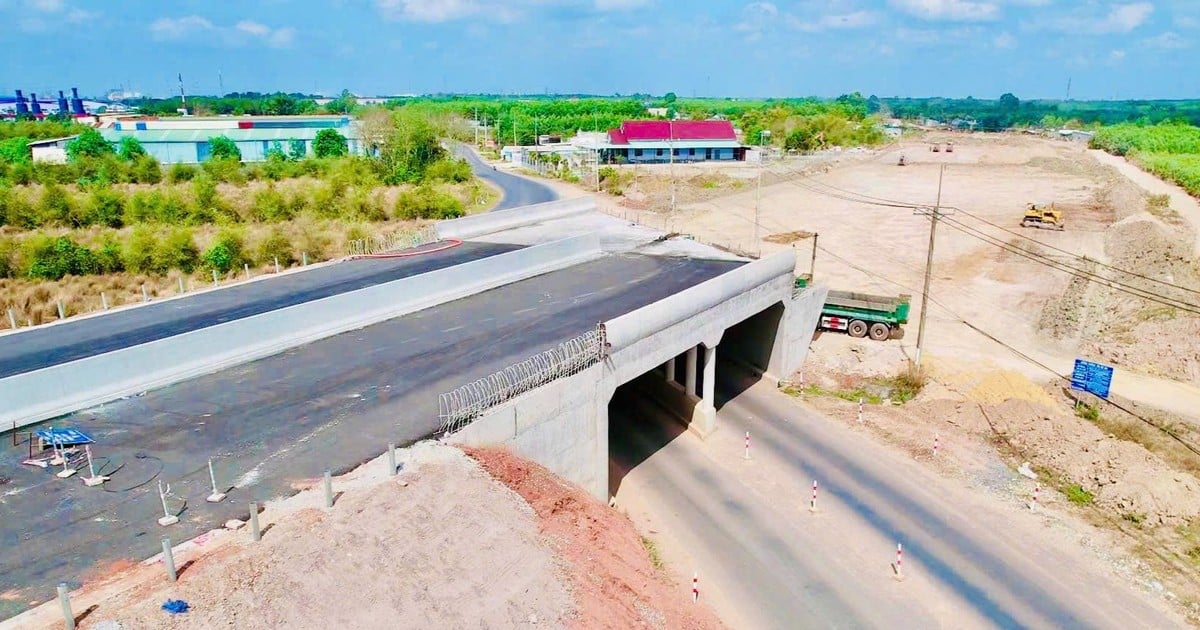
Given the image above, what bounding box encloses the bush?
[251,184,295,222]
[0,186,37,228]
[38,182,73,226]
[0,136,31,165]
[122,225,158,273]
[256,228,294,266]
[132,155,163,184]
[394,185,464,220]
[341,188,387,222]
[153,228,199,273]
[202,157,246,185]
[80,186,126,228]
[208,135,242,161]
[125,188,192,224]
[190,175,226,224]
[95,237,124,273]
[167,162,197,184]
[65,128,115,162]
[313,129,348,158]
[117,136,147,161]
[0,236,18,278]
[424,158,472,183]
[25,235,97,280]
[202,230,246,274]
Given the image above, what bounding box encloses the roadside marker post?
[244,263,250,280]
[206,458,227,503]
[388,443,398,476]
[250,502,261,542]
[6,307,16,329]
[302,252,309,266]
[100,292,109,310]
[1030,485,1040,511]
[57,583,75,630]
[178,277,185,294]
[212,269,219,286]
[692,573,699,603]
[81,446,109,486]
[892,543,905,581]
[56,300,65,320]
[809,480,819,513]
[858,397,864,423]
[324,470,334,509]
[141,284,150,303]
[744,432,751,460]
[162,537,177,582]
[933,434,940,457]
[157,480,179,527]
[274,257,281,274]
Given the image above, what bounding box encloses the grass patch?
[1065,485,1095,505]
[641,536,664,571]
[1123,512,1146,526]
[877,366,927,404]
[1075,402,1101,422]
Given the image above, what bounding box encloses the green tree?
[999,92,1020,110]
[117,136,147,161]
[207,135,241,161]
[325,89,357,114]
[663,92,677,104]
[65,128,115,162]
[81,187,126,228]
[265,94,298,116]
[256,228,294,266]
[26,236,97,280]
[0,136,32,165]
[123,226,158,273]
[202,230,246,273]
[132,154,163,183]
[38,182,73,225]
[288,139,307,160]
[313,129,349,158]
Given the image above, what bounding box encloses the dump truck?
[795,277,911,341]
[1021,203,1064,231]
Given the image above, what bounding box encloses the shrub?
[25,235,97,280]
[1065,485,1094,505]
[251,184,294,222]
[153,228,199,273]
[167,162,197,184]
[424,158,472,183]
[0,236,18,278]
[65,128,115,162]
[0,187,37,228]
[202,230,246,274]
[202,157,246,185]
[256,228,294,266]
[132,154,163,184]
[341,188,387,222]
[310,182,341,219]
[79,186,126,228]
[37,182,73,226]
[95,237,124,273]
[393,184,464,220]
[598,166,618,182]
[122,226,158,273]
[117,136,147,161]
[0,136,31,165]
[207,136,242,161]
[313,129,348,158]
[190,175,225,224]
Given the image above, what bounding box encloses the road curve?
[455,144,558,210]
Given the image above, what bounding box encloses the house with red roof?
[596,120,745,164]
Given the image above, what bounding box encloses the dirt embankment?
[466,447,726,630]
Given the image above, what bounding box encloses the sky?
[1,0,1198,100]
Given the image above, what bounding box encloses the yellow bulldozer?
[1021,203,1064,231]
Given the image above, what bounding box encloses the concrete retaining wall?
[0,235,603,430]
[435,197,595,240]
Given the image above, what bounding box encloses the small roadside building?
[591,120,745,164]
[27,136,76,164]
[98,115,362,164]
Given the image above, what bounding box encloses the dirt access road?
[611,363,1185,629]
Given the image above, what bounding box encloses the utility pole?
[754,130,770,256]
[914,164,946,368]
[669,122,676,213]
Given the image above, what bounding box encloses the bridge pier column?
[685,346,698,397]
[690,344,718,437]
[665,356,675,384]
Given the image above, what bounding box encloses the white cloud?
[65,8,95,22]
[1176,15,1199,29]
[594,0,651,10]
[377,0,485,22]
[734,2,780,41]
[31,0,63,12]
[889,0,999,21]
[1142,31,1188,48]
[1094,2,1154,33]
[1024,2,1154,34]
[150,15,295,48]
[150,15,214,40]
[1110,49,1126,59]
[992,31,1015,48]
[789,10,879,32]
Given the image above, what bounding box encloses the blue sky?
[1,0,1197,100]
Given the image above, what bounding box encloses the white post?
[702,345,716,408]
[178,276,185,293]
[206,458,226,502]
[302,252,309,266]
[141,284,149,302]
[157,480,178,526]
[82,445,109,486]
[685,346,698,398]
[6,308,16,329]
[56,301,65,320]
[243,263,250,279]
[56,447,77,478]
[665,357,675,384]
[858,397,864,423]
[274,257,280,274]
[212,269,219,286]
[100,292,109,310]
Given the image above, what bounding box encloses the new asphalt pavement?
[0,252,739,620]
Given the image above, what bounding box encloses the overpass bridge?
[0,197,825,617]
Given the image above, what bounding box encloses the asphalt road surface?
[609,363,1178,629]
[456,144,557,210]
[0,242,521,378]
[0,252,740,621]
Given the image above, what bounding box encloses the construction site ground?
[531,132,1200,622]
[3,442,723,630]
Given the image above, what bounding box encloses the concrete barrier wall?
[435,197,595,240]
[0,235,603,430]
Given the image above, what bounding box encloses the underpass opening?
[714,301,784,409]
[608,369,695,499]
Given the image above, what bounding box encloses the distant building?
[28,136,75,164]
[99,115,362,163]
[586,120,745,164]
[1058,129,1095,143]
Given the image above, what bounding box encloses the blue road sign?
[35,427,94,446]
[1071,359,1114,399]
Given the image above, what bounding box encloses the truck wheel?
[868,322,891,341]
[847,320,868,338]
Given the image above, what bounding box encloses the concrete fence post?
[100,292,109,310]
[388,443,397,476]
[324,470,334,509]
[274,257,280,274]
[56,300,65,320]
[212,269,219,286]
[161,536,177,582]
[178,277,185,294]
[141,284,150,303]
[302,251,309,266]
[57,583,75,630]
[244,263,250,280]
[7,307,16,330]
[250,502,261,542]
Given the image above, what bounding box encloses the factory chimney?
[29,93,42,116]
[14,90,29,117]
[70,87,85,116]
[57,90,69,114]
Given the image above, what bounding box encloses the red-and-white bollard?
[893,543,905,580]
[809,480,819,513]
[857,397,864,423]
[1030,485,1040,510]
[692,572,699,603]
[933,433,940,457]
[744,431,751,460]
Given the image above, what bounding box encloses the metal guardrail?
[347,226,438,257]
[439,327,606,435]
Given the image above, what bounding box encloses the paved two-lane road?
[456,144,558,209]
